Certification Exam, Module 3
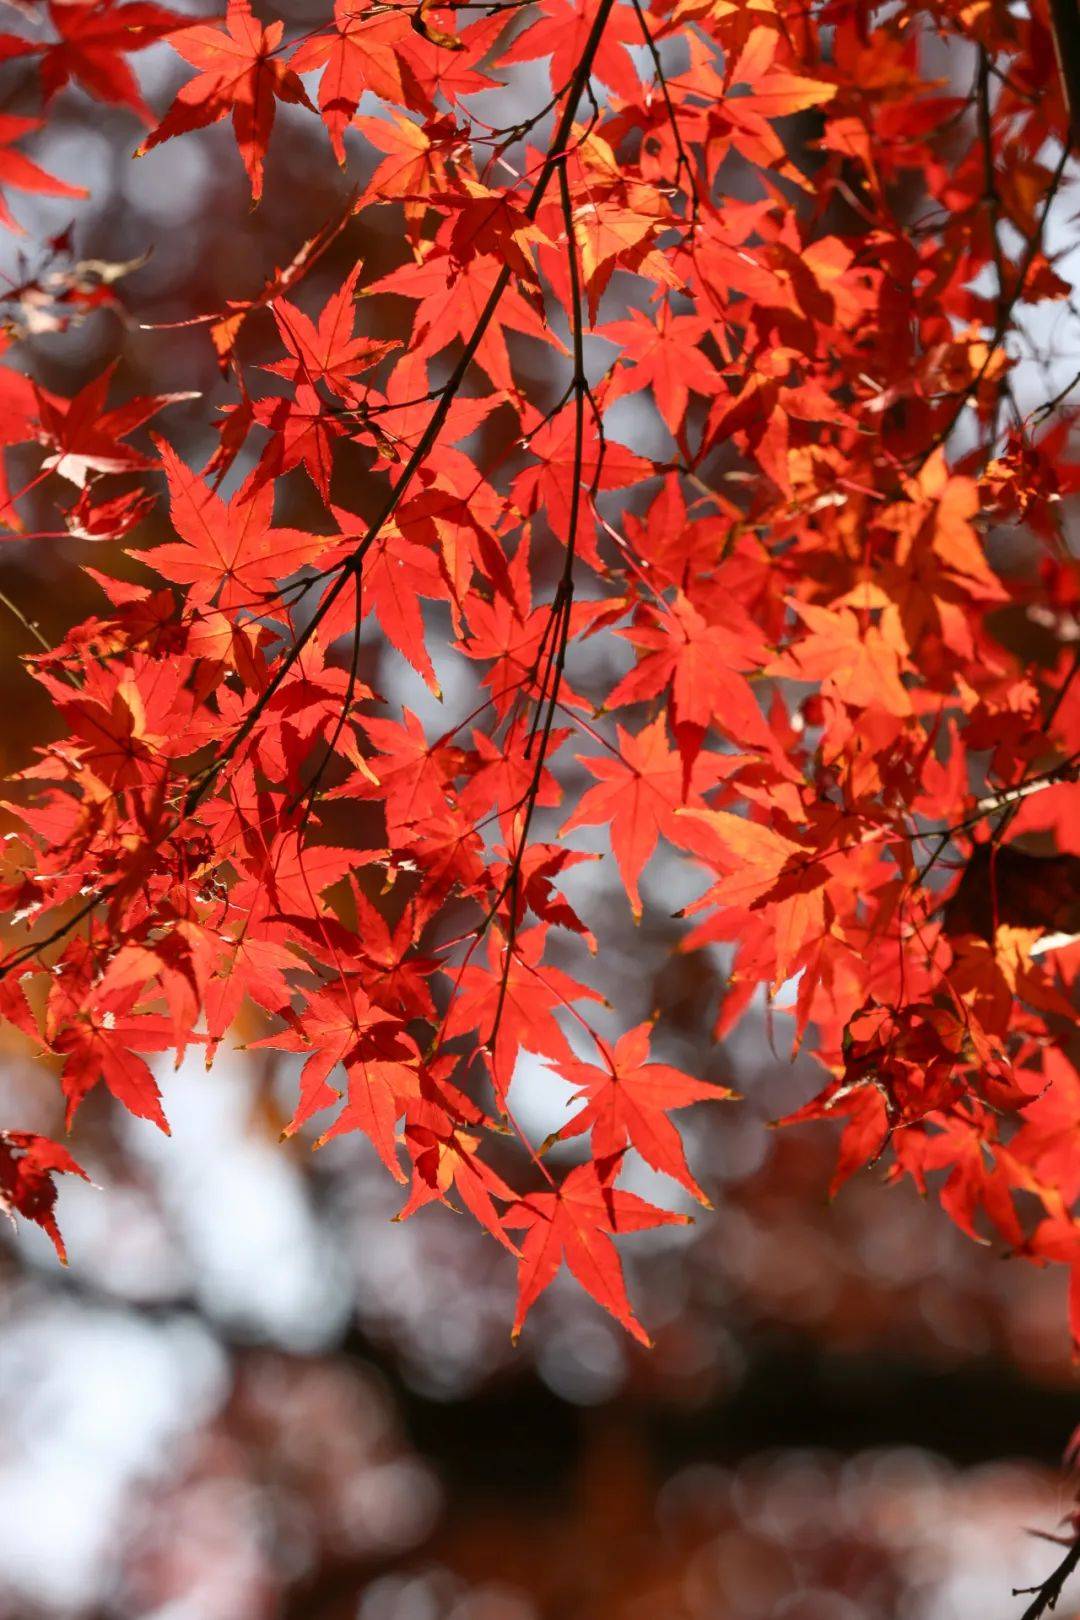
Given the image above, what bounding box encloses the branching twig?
[1014,1534,1080,1618]
[0,0,619,981]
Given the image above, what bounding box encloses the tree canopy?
[0,0,1078,1439]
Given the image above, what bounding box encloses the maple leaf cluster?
[0,0,1079,1350]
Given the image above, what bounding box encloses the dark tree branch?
[1048,0,1080,151]
[1014,1534,1080,1618]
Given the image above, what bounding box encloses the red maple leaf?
[503,1154,690,1344]
[0,111,88,234]
[605,590,793,782]
[33,363,195,488]
[137,0,315,201]
[440,925,604,1100]
[549,1023,733,1203]
[46,963,175,1131]
[398,1094,519,1251]
[0,1131,89,1263]
[497,0,641,100]
[144,440,339,610]
[597,304,723,438]
[366,247,559,395]
[33,0,194,122]
[251,384,348,500]
[254,978,417,1174]
[266,261,399,399]
[289,0,417,165]
[560,717,730,919]
[1011,1050,1080,1205]
[512,406,653,558]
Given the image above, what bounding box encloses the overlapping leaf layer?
[1,0,1079,1346]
